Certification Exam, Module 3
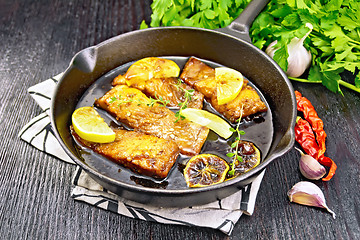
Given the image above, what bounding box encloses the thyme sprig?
[173,78,195,122]
[109,95,141,105]
[109,94,169,107]
[226,106,245,176]
[148,93,170,107]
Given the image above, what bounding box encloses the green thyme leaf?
[109,96,118,104]
[173,78,196,122]
[226,152,235,157]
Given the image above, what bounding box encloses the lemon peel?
[215,67,244,105]
[72,106,115,143]
[125,57,180,86]
[180,108,232,139]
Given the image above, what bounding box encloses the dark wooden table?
[1,0,359,239]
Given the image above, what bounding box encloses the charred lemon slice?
[215,67,244,105]
[125,57,180,87]
[72,107,115,143]
[228,141,261,178]
[184,154,229,188]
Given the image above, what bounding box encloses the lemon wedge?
[72,107,115,143]
[215,67,244,105]
[180,108,233,139]
[125,57,180,86]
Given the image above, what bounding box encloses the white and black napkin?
[19,73,265,235]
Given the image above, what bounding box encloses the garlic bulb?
[295,147,326,180]
[266,23,313,78]
[288,181,336,219]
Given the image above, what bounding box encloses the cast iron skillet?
[51,0,296,207]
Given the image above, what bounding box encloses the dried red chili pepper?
[294,117,319,159]
[294,90,337,181]
[295,91,326,158]
[318,156,337,181]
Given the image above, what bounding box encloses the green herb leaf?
[227,152,235,157]
[308,65,323,83]
[273,44,289,72]
[173,78,196,122]
[228,169,235,176]
[355,72,360,88]
[139,20,149,29]
[109,96,118,104]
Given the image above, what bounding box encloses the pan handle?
[70,46,98,73]
[216,0,269,43]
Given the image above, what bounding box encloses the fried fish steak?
[210,83,268,122]
[73,128,180,179]
[180,57,268,121]
[113,75,204,109]
[179,57,217,99]
[95,85,209,156]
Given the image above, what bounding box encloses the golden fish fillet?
[95,85,209,156]
[179,57,217,99]
[113,74,204,109]
[73,128,180,179]
[180,57,268,122]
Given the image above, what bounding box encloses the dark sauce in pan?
[73,56,274,190]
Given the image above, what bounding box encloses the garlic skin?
[295,147,326,180]
[265,23,313,78]
[288,181,336,219]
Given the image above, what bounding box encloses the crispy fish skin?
[113,75,204,109]
[95,85,209,156]
[73,128,180,179]
[180,57,268,121]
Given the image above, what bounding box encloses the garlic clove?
[295,147,326,180]
[288,181,336,219]
[265,23,313,78]
[265,40,277,58]
[285,39,312,77]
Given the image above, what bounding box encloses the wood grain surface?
[1,0,359,239]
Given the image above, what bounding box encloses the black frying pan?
[51,0,296,207]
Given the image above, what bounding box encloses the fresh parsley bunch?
[250,0,360,94]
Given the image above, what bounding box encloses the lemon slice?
[215,67,244,105]
[184,154,229,188]
[180,108,233,139]
[125,57,180,86]
[228,141,261,178]
[72,107,115,143]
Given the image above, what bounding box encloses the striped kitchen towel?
[19,73,265,235]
